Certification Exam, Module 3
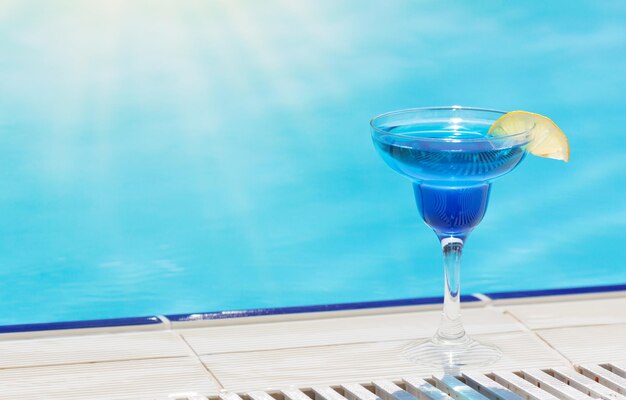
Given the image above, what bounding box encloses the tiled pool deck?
[1,289,625,399]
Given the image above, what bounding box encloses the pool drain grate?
[165,362,626,400]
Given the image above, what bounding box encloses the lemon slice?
[488,111,570,162]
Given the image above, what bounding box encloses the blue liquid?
[374,124,527,239]
[413,183,490,240]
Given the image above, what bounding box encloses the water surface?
[0,1,625,324]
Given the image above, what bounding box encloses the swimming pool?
[1,1,625,326]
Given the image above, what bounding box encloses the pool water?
[1,1,626,325]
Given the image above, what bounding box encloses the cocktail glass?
[370,106,533,368]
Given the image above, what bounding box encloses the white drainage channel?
[166,363,626,400]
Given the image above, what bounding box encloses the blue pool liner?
[167,283,626,322]
[1,283,624,333]
[166,294,481,322]
[485,283,626,300]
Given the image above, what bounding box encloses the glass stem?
[436,237,467,343]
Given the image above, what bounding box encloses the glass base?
[402,334,502,369]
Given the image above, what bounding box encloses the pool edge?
[1,283,624,335]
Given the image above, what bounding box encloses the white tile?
[0,331,192,368]
[0,321,165,340]
[0,357,221,399]
[489,291,626,306]
[463,331,571,374]
[201,331,567,392]
[2,296,621,398]
[181,307,522,355]
[202,340,425,393]
[170,301,489,330]
[504,297,626,329]
[537,324,626,365]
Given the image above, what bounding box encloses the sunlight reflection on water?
[0,0,625,324]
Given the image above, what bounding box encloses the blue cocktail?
[371,107,532,368]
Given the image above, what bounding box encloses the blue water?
[1,1,626,325]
